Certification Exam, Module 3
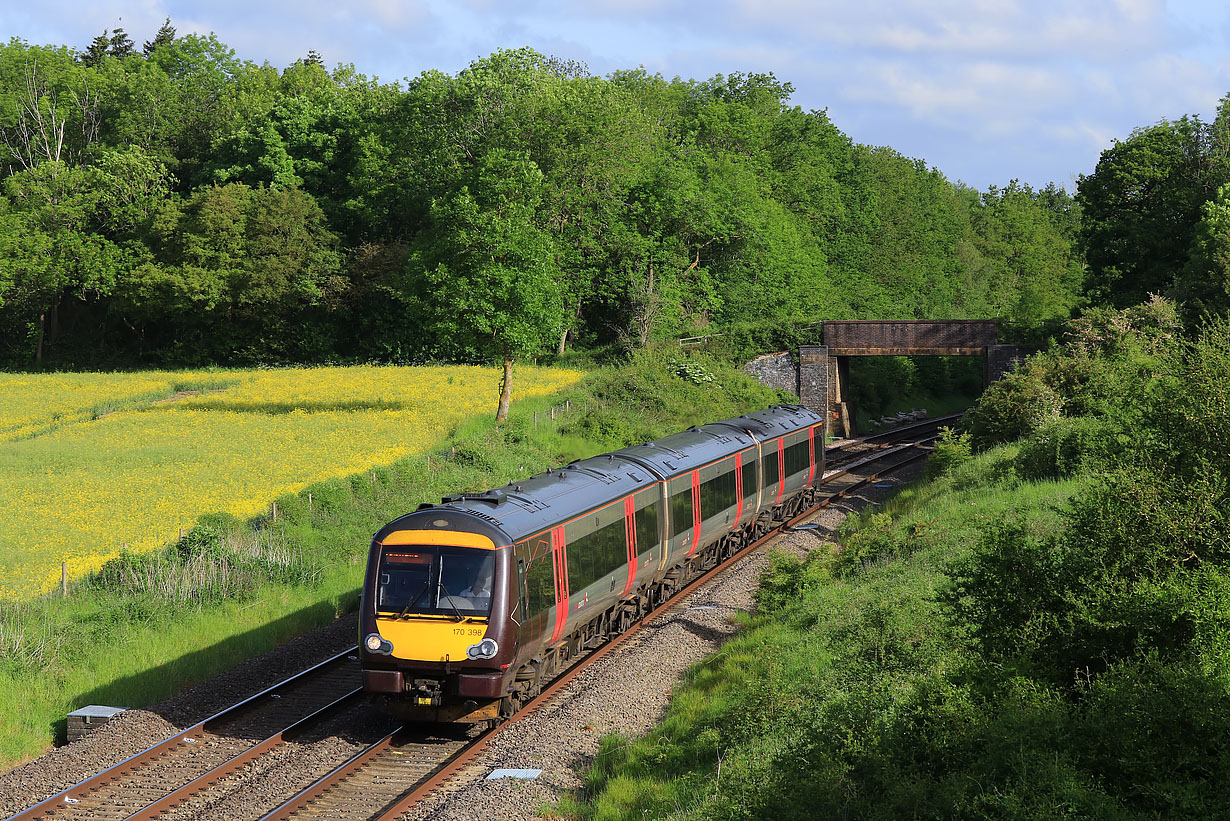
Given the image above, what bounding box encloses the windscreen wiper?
[397,579,431,620]
[438,576,469,623]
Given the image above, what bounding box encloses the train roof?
[708,404,824,438]
[611,425,755,480]
[406,453,659,544]
[381,405,824,546]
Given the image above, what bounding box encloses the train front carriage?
[359,508,518,722]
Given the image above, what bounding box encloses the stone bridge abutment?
[741,320,1020,438]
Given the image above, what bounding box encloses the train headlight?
[466,638,498,659]
[364,632,392,654]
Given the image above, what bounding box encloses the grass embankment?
[569,448,1080,820]
[570,302,1230,819]
[0,350,789,769]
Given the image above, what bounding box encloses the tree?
[0,162,122,362]
[114,182,342,362]
[1077,116,1228,308]
[81,32,110,68]
[404,150,562,420]
[109,28,135,60]
[0,44,101,172]
[1174,183,1230,322]
[143,19,176,56]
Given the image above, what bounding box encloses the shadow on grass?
[64,596,357,746]
[145,399,410,415]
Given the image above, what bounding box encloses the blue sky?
[4,0,1230,192]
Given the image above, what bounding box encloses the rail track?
[9,651,374,820]
[8,417,955,821]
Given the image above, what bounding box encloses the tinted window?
[670,486,693,538]
[377,547,493,617]
[524,539,555,617]
[742,456,757,499]
[785,440,811,477]
[635,502,661,554]
[763,449,780,487]
[566,518,627,592]
[699,467,738,519]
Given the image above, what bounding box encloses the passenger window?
[669,486,693,538]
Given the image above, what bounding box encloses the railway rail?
[8,417,955,821]
[10,651,371,821]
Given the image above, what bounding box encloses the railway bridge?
[745,319,1020,438]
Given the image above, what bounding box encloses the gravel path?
[0,467,918,820]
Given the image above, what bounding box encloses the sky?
[4,0,1230,192]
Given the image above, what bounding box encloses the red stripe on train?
[623,496,637,596]
[550,526,568,644]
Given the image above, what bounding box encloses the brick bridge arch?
[750,320,1020,438]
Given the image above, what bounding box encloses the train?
[358,404,825,723]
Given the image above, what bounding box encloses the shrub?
[963,362,1064,450]
[755,550,826,613]
[925,426,973,479]
[1013,415,1121,480]
[834,511,898,573]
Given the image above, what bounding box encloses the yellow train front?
[359,505,519,723]
[359,405,825,723]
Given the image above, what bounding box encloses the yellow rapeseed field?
[0,365,584,600]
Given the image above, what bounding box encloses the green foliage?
[573,303,1230,819]
[1012,415,1120,480]
[0,34,1082,367]
[924,426,973,479]
[755,550,826,613]
[962,360,1063,449]
[1078,114,1228,308]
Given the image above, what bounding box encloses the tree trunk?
[47,298,60,357]
[35,309,46,365]
[556,298,581,356]
[496,353,513,422]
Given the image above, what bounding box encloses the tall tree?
[404,150,562,421]
[143,19,176,56]
[81,32,110,68]
[1174,183,1230,322]
[108,28,135,59]
[1077,116,1228,308]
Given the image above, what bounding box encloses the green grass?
[567,446,1086,820]
[0,347,790,769]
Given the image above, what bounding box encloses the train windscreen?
[376,546,494,618]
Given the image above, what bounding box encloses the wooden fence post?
[61,562,67,597]
[271,502,277,523]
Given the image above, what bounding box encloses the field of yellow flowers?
[0,365,584,600]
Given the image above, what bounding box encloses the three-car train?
[358,404,825,722]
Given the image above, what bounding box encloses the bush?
[963,362,1064,450]
[834,511,898,573]
[925,426,973,479]
[755,550,825,613]
[1013,415,1121,480]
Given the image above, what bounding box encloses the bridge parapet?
[822,320,998,356]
